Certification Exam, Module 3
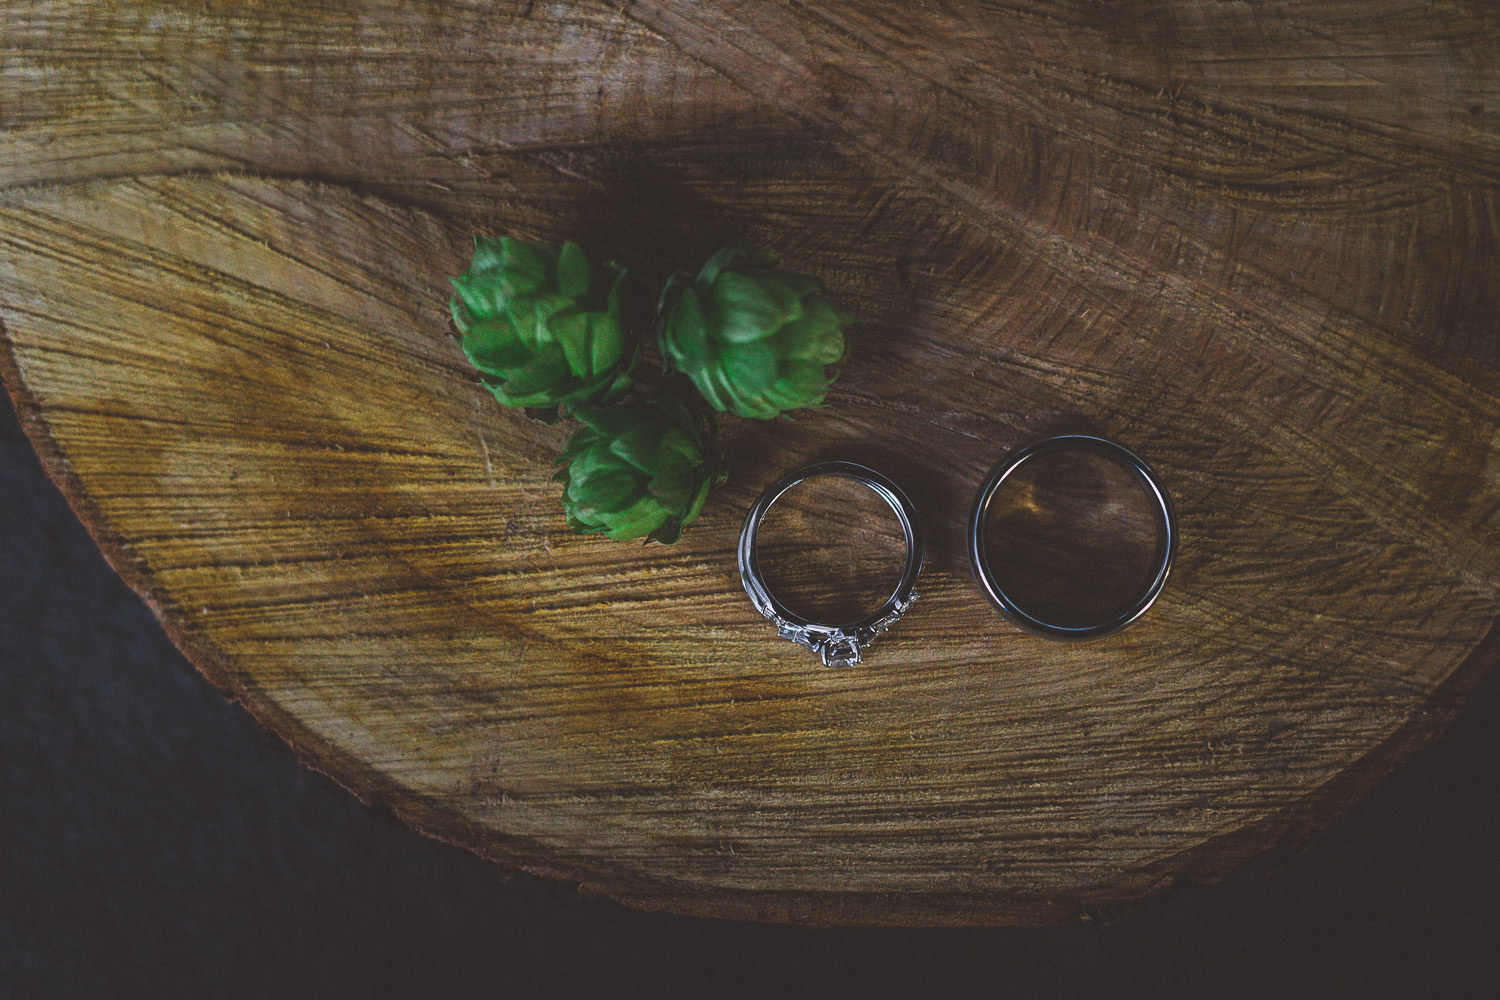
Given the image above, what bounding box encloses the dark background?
[3,380,1498,999]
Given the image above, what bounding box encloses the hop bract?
[450,236,637,419]
[657,245,852,420]
[554,393,727,544]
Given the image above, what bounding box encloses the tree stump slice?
[3,1,1498,925]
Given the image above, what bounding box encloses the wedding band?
[967,435,1177,639]
[739,462,923,667]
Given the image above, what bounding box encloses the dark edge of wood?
[5,322,1498,927]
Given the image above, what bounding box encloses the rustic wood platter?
[3,1,1499,925]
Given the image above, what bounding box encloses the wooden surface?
[2,0,1498,925]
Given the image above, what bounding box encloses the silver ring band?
[967,435,1177,639]
[739,462,924,667]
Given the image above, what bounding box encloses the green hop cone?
[554,392,727,544]
[656,245,853,420]
[450,236,638,421]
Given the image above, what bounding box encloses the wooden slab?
[3,0,1498,924]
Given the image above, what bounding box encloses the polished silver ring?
[967,434,1177,640]
[739,462,923,667]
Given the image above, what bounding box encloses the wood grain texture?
[2,0,1498,924]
